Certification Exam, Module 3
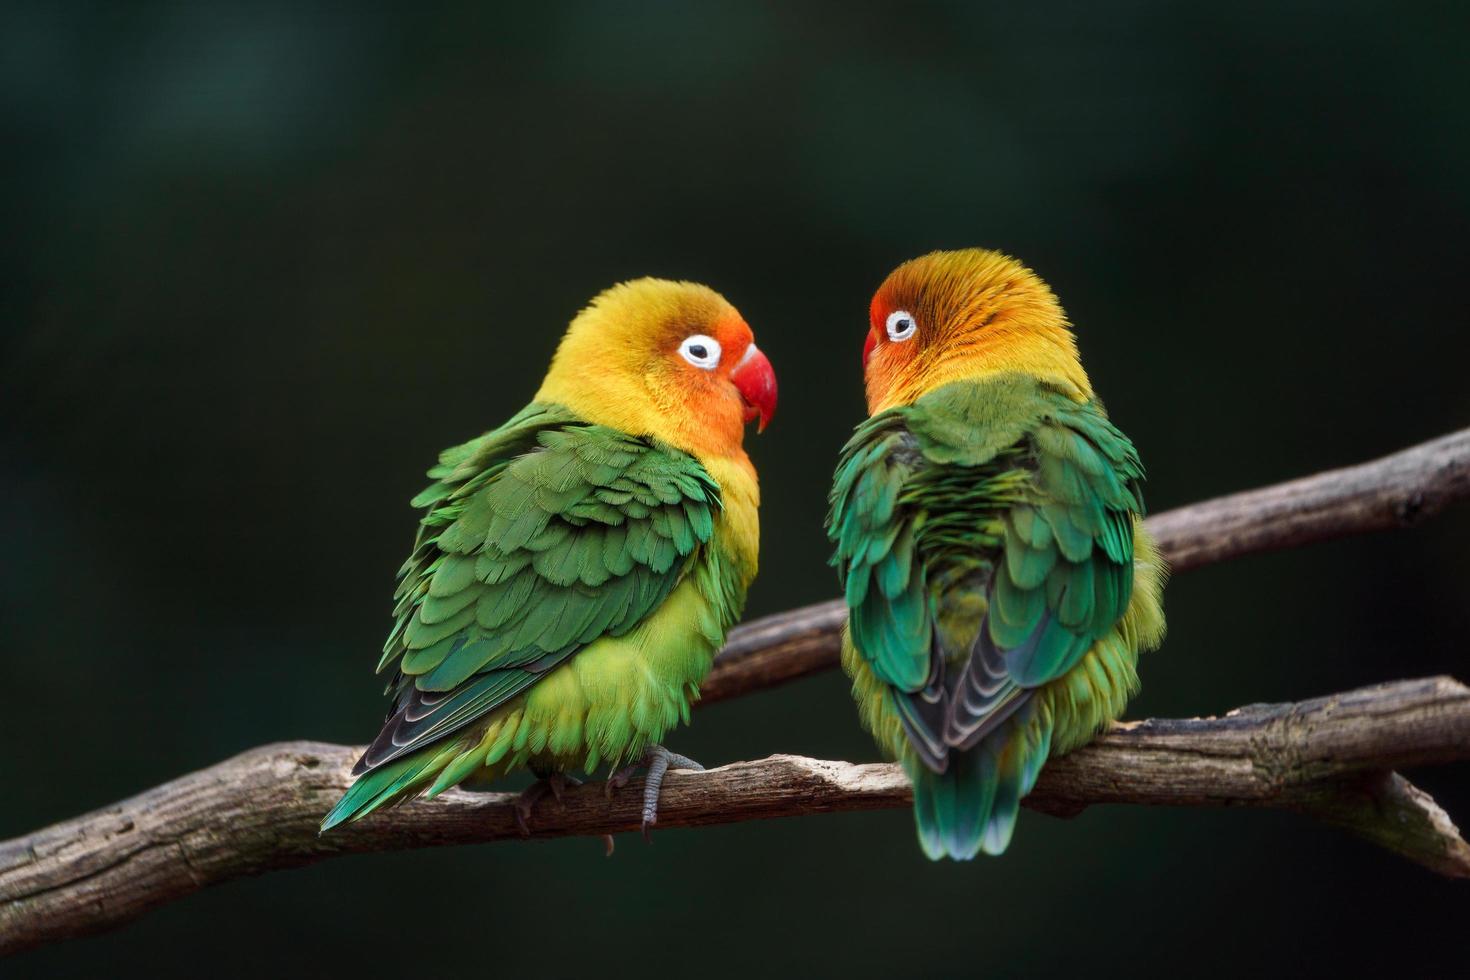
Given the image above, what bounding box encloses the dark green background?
[5,2,1468,976]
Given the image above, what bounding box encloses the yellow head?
[535,278,777,462]
[862,249,1092,414]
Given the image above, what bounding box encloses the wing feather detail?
[355,403,722,775]
[828,376,1145,772]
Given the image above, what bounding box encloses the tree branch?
[4,427,1470,955]
[1147,427,1470,573]
[4,678,1467,955]
[700,427,1470,704]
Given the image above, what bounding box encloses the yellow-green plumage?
[324,405,755,831]
[830,374,1166,859]
[324,278,768,832]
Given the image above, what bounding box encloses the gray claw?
[637,746,704,840]
[603,746,704,841]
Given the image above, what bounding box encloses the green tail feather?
[910,750,994,861]
[910,717,1054,860]
[320,753,438,833]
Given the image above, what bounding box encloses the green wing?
[829,374,1143,800]
[354,402,722,775]
[829,375,1145,858]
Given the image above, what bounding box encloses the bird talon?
[604,764,636,799]
[513,800,534,837]
[545,772,581,805]
[512,774,577,836]
[601,747,700,843]
[634,744,699,842]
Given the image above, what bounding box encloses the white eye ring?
[886,310,917,342]
[678,334,722,371]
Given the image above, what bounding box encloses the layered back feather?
[830,375,1164,858]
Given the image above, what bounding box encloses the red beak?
[862,330,877,367]
[731,343,777,433]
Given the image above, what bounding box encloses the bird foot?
[604,745,704,841]
[512,773,582,836]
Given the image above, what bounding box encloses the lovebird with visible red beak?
[323,278,776,835]
[827,249,1166,859]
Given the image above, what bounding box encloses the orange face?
[658,312,776,435]
[862,258,967,411]
[859,249,1081,413]
[863,286,921,408]
[536,278,776,463]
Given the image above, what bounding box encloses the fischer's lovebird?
[827,249,1166,860]
[322,279,777,836]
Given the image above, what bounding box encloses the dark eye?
[678,333,722,370]
[885,310,917,342]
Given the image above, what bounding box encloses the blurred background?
[4,1,1468,975]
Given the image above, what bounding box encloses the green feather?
[320,753,435,832]
[324,402,736,833]
[418,584,481,626]
[827,374,1153,859]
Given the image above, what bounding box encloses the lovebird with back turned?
[827,249,1166,860]
[322,278,776,836]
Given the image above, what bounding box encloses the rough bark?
[3,677,1467,955]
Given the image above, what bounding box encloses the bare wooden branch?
[4,428,1469,956]
[1286,773,1470,881]
[4,677,1466,955]
[699,599,845,703]
[1147,428,1470,573]
[701,427,1470,704]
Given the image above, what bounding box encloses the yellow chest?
[704,453,760,585]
